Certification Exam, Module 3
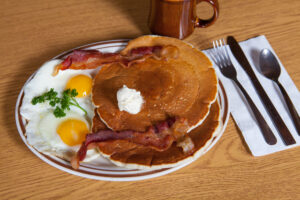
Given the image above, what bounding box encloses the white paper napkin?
[203,35,300,156]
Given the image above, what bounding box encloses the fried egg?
[20,59,100,161]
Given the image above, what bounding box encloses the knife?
[227,36,296,145]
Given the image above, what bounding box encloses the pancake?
[69,35,220,170]
[92,109,107,133]
[92,35,218,132]
[94,100,221,169]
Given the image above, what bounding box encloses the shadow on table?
[106,0,151,34]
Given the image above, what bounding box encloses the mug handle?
[195,0,219,28]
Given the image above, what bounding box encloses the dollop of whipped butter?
[117,85,144,114]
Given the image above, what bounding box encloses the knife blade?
[227,36,296,145]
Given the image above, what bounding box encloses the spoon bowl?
[259,49,281,81]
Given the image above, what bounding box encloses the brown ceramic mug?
[148,0,219,39]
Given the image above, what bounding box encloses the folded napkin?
[203,35,300,156]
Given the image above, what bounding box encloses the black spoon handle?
[234,79,277,145]
[276,80,300,135]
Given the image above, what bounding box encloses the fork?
[210,39,277,145]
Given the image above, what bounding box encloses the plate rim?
[15,39,230,181]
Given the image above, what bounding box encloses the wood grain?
[0,0,300,199]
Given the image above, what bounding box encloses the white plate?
[15,39,229,181]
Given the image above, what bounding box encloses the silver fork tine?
[218,39,227,66]
[212,40,222,67]
[211,41,217,64]
[218,39,226,64]
[222,39,231,66]
[220,38,228,65]
[220,39,226,62]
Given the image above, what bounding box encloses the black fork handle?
[233,79,277,145]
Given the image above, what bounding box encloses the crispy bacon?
[61,50,120,69]
[53,50,121,75]
[53,45,179,75]
[71,118,176,169]
[127,46,162,59]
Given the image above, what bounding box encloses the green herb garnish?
[31,88,87,118]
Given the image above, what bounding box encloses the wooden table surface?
[1,0,300,199]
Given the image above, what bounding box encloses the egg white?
[20,59,100,162]
[26,112,98,161]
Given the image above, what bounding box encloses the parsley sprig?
[31,88,87,118]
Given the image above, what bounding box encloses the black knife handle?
[227,36,296,145]
[259,88,296,145]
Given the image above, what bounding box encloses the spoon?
[259,48,300,135]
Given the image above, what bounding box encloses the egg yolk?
[57,119,89,146]
[65,75,92,97]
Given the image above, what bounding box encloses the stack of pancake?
[76,36,221,169]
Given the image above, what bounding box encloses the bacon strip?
[53,45,179,75]
[53,50,121,75]
[60,50,120,69]
[71,118,176,169]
